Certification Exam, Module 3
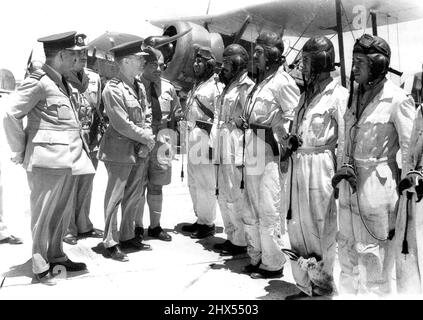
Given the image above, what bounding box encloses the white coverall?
[287,77,348,295]
[338,79,415,295]
[184,74,224,226]
[395,105,423,295]
[243,66,300,271]
[210,71,254,246]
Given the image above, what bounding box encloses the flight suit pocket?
[31,130,71,169]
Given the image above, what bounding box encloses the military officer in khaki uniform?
[2,32,95,285]
[134,47,182,242]
[63,34,104,245]
[97,40,154,262]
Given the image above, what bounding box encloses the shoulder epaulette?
[29,70,46,81]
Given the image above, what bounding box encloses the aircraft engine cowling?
[160,21,224,91]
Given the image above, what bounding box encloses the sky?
[1,0,423,89]
[0,0,266,80]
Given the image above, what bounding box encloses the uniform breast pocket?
[309,111,332,139]
[31,130,71,169]
[255,91,277,115]
[126,99,143,124]
[159,93,173,113]
[47,97,73,120]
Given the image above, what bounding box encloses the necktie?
[61,77,70,96]
[150,82,162,122]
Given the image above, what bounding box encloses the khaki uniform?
[184,74,224,226]
[287,78,348,295]
[65,68,102,236]
[243,66,300,271]
[2,64,95,274]
[98,76,151,248]
[134,76,181,228]
[395,106,423,294]
[338,79,415,295]
[210,71,254,246]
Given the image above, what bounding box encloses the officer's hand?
[10,152,24,165]
[287,134,303,152]
[331,163,357,193]
[137,145,150,158]
[146,138,156,151]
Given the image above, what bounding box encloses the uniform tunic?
[65,68,102,236]
[98,76,151,248]
[2,64,94,273]
[134,76,181,227]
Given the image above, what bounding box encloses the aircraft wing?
[150,0,423,41]
[87,32,144,60]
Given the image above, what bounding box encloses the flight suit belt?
[297,144,336,154]
[352,156,396,168]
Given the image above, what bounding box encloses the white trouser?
[337,160,397,295]
[286,150,337,295]
[242,136,285,271]
[395,191,423,294]
[217,164,246,246]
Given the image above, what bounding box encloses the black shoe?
[78,228,103,238]
[0,235,23,245]
[250,267,283,279]
[106,245,128,262]
[63,235,78,245]
[242,261,261,274]
[148,226,172,241]
[135,226,144,240]
[120,238,152,251]
[34,270,56,286]
[221,243,247,256]
[50,259,87,272]
[213,240,231,251]
[190,224,215,239]
[182,222,199,233]
[285,291,310,300]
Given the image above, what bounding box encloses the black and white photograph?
[0,0,423,305]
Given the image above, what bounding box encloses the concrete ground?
[0,137,417,300]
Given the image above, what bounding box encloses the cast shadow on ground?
[1,258,89,287]
[1,258,33,280]
[258,280,334,300]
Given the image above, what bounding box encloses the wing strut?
[335,0,346,87]
[370,10,378,36]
